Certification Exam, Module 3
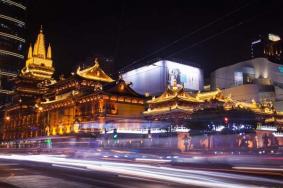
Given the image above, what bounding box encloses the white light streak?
[0,154,282,188]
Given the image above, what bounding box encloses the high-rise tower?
[0,0,27,104]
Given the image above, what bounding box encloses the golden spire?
[47,43,52,59]
[21,25,54,80]
[33,38,38,55]
[27,44,33,59]
[94,58,99,66]
[34,25,46,59]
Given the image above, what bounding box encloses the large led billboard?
[122,60,203,96]
[165,61,202,91]
[122,61,166,95]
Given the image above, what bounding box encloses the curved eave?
[147,95,204,104]
[144,105,194,115]
[196,89,222,100]
[76,63,114,83]
[177,96,203,103]
[41,97,68,105]
[147,95,177,104]
[76,74,114,83]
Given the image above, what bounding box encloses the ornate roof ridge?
[76,58,114,83]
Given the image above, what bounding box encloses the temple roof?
[144,82,276,116]
[76,59,114,83]
[195,88,227,102]
[104,79,144,98]
[147,83,203,104]
[146,80,232,104]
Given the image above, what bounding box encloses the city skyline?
[1,1,283,187]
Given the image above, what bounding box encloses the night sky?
[26,0,283,79]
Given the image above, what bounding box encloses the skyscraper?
[251,33,282,63]
[0,0,26,105]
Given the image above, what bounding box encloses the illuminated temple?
[144,81,283,127]
[1,29,145,140]
[1,28,283,145]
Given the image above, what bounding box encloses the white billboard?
[122,60,203,96]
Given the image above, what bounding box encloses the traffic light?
[45,138,52,145]
[45,138,52,149]
[113,128,118,139]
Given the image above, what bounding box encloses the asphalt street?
[0,155,282,188]
[0,159,189,188]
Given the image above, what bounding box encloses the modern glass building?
[0,0,26,104]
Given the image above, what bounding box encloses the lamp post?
[16,98,22,148]
[3,115,10,142]
[38,106,43,136]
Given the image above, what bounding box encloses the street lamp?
[5,116,10,121]
[38,106,43,112]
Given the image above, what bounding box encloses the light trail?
[233,166,283,172]
[0,154,283,188]
[135,158,171,163]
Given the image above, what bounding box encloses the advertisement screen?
[165,61,202,91]
[122,60,203,95]
[122,61,166,95]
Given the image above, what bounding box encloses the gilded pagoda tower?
[14,26,55,100]
[21,26,54,80]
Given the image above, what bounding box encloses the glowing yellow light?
[59,125,63,135]
[73,122,80,133]
[5,116,10,121]
[265,117,275,123]
[52,127,56,136]
[119,84,125,91]
[66,126,71,134]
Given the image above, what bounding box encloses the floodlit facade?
[122,60,204,96]
[1,29,146,141]
[143,82,283,150]
[211,57,283,111]
[144,81,281,123]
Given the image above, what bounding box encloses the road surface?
[0,154,282,188]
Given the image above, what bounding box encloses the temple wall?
[115,103,144,117]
